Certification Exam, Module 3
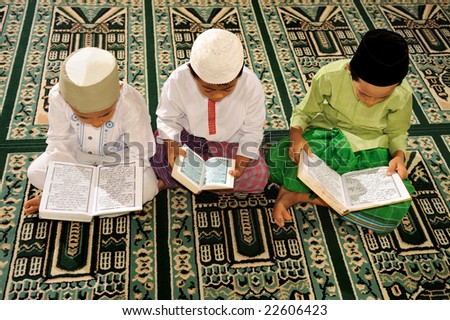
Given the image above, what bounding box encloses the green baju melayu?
[267,59,414,235]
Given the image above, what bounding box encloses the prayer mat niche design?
[259,1,450,125]
[7,0,148,140]
[166,186,342,300]
[152,0,290,132]
[0,1,27,115]
[0,153,158,299]
[165,136,450,300]
[329,136,450,300]
[1,0,450,301]
[1,138,449,300]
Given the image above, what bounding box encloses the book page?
[179,148,205,186]
[204,157,231,185]
[342,167,404,206]
[94,163,138,212]
[43,163,94,212]
[302,152,344,202]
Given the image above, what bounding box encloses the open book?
[172,145,236,194]
[39,160,143,222]
[297,151,411,215]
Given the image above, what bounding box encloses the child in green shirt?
[267,29,414,235]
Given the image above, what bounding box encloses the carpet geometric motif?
[152,0,290,131]
[360,1,450,124]
[258,1,367,122]
[1,0,450,301]
[167,186,343,300]
[329,135,450,299]
[166,135,450,300]
[7,0,148,140]
[0,0,27,114]
[0,152,158,300]
[443,135,450,152]
[259,0,450,125]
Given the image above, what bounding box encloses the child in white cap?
[151,28,269,196]
[267,29,415,235]
[24,47,161,214]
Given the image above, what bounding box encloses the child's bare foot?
[272,186,329,227]
[23,195,42,214]
[272,201,293,227]
[157,179,166,191]
[272,187,294,227]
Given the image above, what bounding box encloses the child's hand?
[288,140,311,163]
[288,126,311,163]
[229,155,250,178]
[228,168,243,178]
[178,147,187,158]
[387,151,408,179]
[23,195,42,214]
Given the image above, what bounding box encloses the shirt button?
[88,136,93,140]
[88,151,92,154]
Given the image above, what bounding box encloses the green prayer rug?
[0,0,449,300]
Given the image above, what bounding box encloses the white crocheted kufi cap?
[190,29,244,84]
[59,47,120,113]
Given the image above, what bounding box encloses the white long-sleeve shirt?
[28,82,159,201]
[156,64,266,159]
[46,82,155,165]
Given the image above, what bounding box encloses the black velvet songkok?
[350,29,409,87]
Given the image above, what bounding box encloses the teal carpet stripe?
[317,206,356,300]
[354,0,375,31]
[155,191,171,300]
[0,1,36,143]
[144,0,158,130]
[1,0,449,301]
[252,0,293,125]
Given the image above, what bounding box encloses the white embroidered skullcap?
[59,47,120,113]
[190,29,244,84]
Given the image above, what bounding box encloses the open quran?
[297,151,411,215]
[39,160,143,222]
[172,145,235,194]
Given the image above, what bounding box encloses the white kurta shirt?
[46,82,155,166]
[28,82,159,201]
[156,64,266,159]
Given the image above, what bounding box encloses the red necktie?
[208,99,216,135]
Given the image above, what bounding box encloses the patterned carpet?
[0,0,449,300]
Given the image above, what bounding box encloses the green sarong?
[266,128,414,235]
